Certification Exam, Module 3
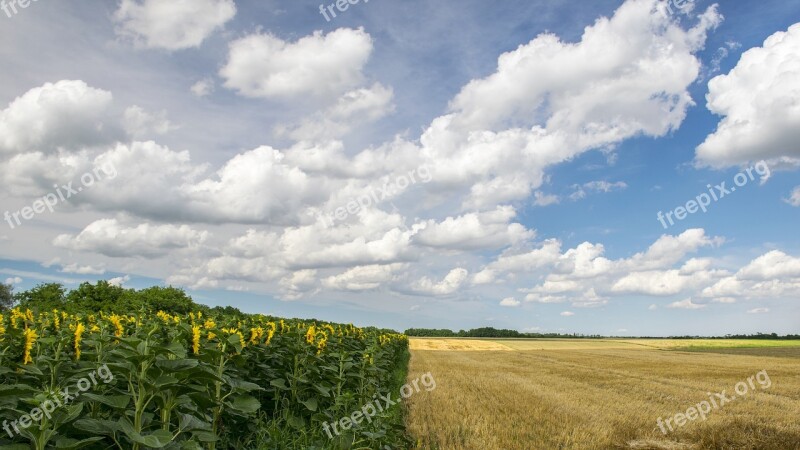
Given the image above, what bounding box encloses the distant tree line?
[406,327,800,339]
[405,327,602,339]
[0,281,239,316]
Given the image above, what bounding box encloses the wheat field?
[405,339,800,450]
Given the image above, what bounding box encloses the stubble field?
[405,338,800,450]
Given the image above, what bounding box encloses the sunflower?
[265,322,276,346]
[109,314,124,338]
[249,327,264,345]
[74,322,86,360]
[305,325,316,345]
[191,325,202,355]
[22,328,38,365]
[315,331,328,355]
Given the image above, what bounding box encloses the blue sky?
[1,0,799,335]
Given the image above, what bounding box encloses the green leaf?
[73,418,120,436]
[153,375,179,387]
[269,378,288,390]
[228,379,264,393]
[156,359,198,371]
[54,436,106,449]
[228,395,260,414]
[126,429,174,448]
[79,393,130,409]
[301,397,318,412]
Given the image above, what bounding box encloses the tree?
[65,281,135,312]
[134,286,196,314]
[14,283,66,311]
[0,283,14,311]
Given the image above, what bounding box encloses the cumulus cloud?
[667,298,706,310]
[323,264,405,292]
[560,311,575,317]
[499,297,520,307]
[221,28,373,100]
[0,80,116,154]
[408,0,721,210]
[108,275,131,287]
[114,0,236,50]
[411,268,469,296]
[277,83,395,141]
[413,206,534,251]
[53,219,209,258]
[697,23,800,166]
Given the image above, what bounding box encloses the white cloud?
[108,275,131,287]
[411,268,469,296]
[279,270,319,300]
[569,181,627,201]
[60,263,106,275]
[560,311,575,317]
[413,206,534,251]
[666,298,706,310]
[53,219,209,259]
[736,250,800,280]
[785,186,800,207]
[697,23,800,166]
[114,0,236,50]
[277,83,395,141]
[4,277,22,285]
[323,264,404,292]
[533,191,559,207]
[0,80,115,154]
[499,297,520,307]
[123,106,175,138]
[221,28,373,100]
[572,288,608,308]
[190,78,215,97]
[747,307,770,314]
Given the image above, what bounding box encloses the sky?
[1,0,799,336]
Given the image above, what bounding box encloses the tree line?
[405,327,800,339]
[0,281,225,315]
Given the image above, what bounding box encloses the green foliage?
[0,283,13,312]
[133,286,195,314]
[0,305,410,449]
[15,283,199,315]
[65,281,133,312]
[14,283,66,311]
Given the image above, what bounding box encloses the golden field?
[405,338,800,450]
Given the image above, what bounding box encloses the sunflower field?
[0,307,410,450]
